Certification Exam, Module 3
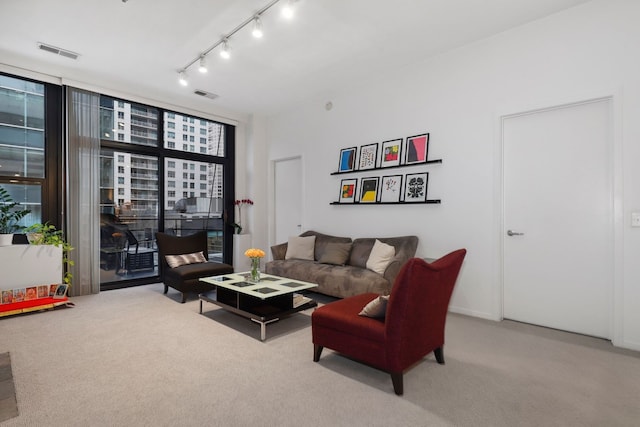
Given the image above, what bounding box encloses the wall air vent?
[37,42,79,60]
[194,89,219,100]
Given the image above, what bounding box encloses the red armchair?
[311,249,466,395]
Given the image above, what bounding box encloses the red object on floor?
[0,297,69,317]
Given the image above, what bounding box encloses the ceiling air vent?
[37,42,79,60]
[194,89,219,100]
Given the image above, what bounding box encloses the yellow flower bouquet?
[244,248,265,259]
[245,248,265,282]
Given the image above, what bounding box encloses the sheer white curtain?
[66,87,101,296]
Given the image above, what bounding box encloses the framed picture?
[404,172,428,202]
[338,147,357,172]
[1,290,14,304]
[25,286,37,300]
[37,285,49,298]
[380,139,402,168]
[358,143,378,170]
[53,284,68,299]
[359,177,379,203]
[339,179,357,203]
[380,175,403,203]
[404,133,429,165]
[13,288,25,302]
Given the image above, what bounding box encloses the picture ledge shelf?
[330,200,441,205]
[330,159,442,175]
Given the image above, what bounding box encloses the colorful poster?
[381,139,402,167]
[360,177,379,203]
[1,290,14,304]
[405,133,429,164]
[338,147,357,172]
[339,179,357,203]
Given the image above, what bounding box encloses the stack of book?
[293,293,312,308]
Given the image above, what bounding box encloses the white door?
[503,98,613,339]
[274,157,303,245]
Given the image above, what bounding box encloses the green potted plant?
[0,186,31,246]
[24,222,75,286]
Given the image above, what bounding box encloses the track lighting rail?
[178,0,285,76]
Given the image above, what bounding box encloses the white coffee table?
[199,272,318,341]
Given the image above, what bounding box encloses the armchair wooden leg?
[163,284,168,294]
[181,292,187,304]
[434,346,445,364]
[390,372,403,395]
[313,344,324,362]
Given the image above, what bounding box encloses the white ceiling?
[0,0,591,118]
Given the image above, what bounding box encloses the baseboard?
[449,305,499,321]
[614,339,640,352]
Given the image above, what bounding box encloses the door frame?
[495,92,624,346]
[268,155,304,252]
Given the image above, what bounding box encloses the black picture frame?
[339,178,357,203]
[380,138,403,168]
[403,172,428,202]
[338,147,357,172]
[380,175,403,203]
[404,133,429,165]
[358,143,378,170]
[359,177,380,203]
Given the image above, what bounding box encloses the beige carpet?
[0,353,18,423]
[1,284,639,426]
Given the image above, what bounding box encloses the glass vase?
[250,257,261,283]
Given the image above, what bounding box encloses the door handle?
[507,230,525,236]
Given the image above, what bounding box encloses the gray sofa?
[265,230,418,298]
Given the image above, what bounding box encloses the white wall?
[263,0,640,350]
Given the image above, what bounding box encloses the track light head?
[178,70,188,86]
[252,16,263,38]
[198,56,208,73]
[282,0,295,19]
[177,0,303,86]
[220,39,230,59]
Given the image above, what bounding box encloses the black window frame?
[0,72,63,230]
[99,94,235,290]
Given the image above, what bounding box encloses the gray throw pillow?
[285,235,316,260]
[317,242,352,265]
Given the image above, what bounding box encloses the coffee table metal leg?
[251,317,280,341]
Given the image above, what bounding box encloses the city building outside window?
[97,95,231,290]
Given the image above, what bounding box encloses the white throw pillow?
[366,239,396,275]
[165,251,207,268]
[285,235,316,260]
[359,295,390,318]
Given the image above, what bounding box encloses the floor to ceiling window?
[99,96,234,290]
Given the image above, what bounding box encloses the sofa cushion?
[312,293,386,343]
[165,251,206,268]
[349,236,418,271]
[164,261,233,281]
[285,235,316,260]
[366,240,396,275]
[265,259,392,298]
[317,242,352,265]
[299,230,353,262]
